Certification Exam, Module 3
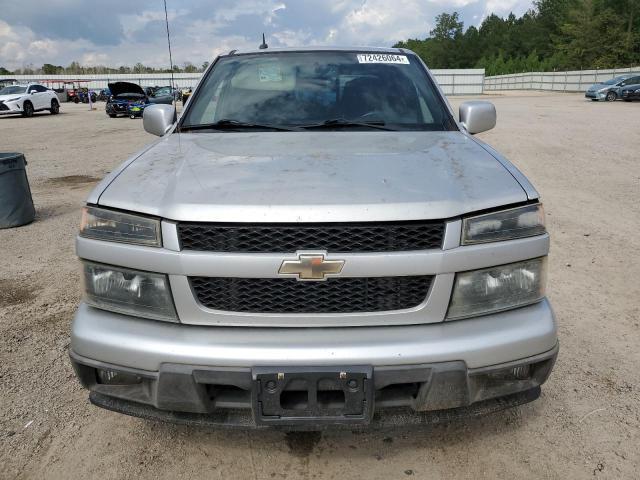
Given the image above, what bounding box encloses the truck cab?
[70,47,557,428]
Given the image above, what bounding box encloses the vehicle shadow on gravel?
[0,112,67,120]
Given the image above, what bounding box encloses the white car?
[0,83,60,117]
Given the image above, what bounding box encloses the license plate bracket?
[252,366,373,426]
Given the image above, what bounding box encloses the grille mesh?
[190,276,433,314]
[178,221,445,253]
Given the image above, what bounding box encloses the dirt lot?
[1,93,638,479]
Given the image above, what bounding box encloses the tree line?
[0,61,210,76]
[394,0,639,75]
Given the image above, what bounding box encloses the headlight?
[82,261,177,322]
[462,203,545,245]
[447,257,547,320]
[80,206,161,246]
[7,97,21,102]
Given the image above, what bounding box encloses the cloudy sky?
[0,0,534,70]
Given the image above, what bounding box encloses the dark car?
[105,82,147,118]
[148,86,175,105]
[98,88,111,101]
[77,88,97,104]
[621,84,640,102]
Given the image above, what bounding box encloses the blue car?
[105,82,148,118]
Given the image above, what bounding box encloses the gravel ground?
[0,93,639,479]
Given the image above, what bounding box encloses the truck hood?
[97,131,528,222]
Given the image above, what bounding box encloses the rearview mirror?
[459,101,496,134]
[143,104,176,136]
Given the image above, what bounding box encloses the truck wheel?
[605,91,617,102]
[22,102,34,117]
[49,99,60,114]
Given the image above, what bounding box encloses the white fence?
[0,69,486,95]
[432,69,485,95]
[0,73,200,90]
[485,66,640,92]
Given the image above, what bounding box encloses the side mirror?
[143,104,176,136]
[459,101,496,134]
[29,90,36,94]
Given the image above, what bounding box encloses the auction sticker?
[258,64,283,82]
[356,53,409,64]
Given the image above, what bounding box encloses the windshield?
[603,76,627,85]
[181,51,455,131]
[0,86,27,95]
[154,87,172,95]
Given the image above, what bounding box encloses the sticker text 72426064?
[356,54,410,64]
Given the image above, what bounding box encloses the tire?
[49,99,60,114]
[22,101,34,117]
[130,114,136,119]
[73,97,80,104]
[108,114,117,118]
[605,91,617,102]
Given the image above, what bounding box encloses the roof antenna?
[259,33,268,49]
[163,0,176,108]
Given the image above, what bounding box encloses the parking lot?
[0,92,638,479]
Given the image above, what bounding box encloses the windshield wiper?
[180,119,299,132]
[299,118,394,131]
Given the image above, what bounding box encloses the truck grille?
[178,221,445,253]
[190,276,433,313]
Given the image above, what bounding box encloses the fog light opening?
[96,368,142,385]
[511,364,531,380]
[486,364,532,383]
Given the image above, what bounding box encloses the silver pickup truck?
[70,47,557,429]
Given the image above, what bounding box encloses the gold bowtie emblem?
[278,254,345,280]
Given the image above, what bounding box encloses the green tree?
[430,12,463,40]
[394,0,639,74]
[42,63,63,74]
[183,62,198,73]
[558,0,628,68]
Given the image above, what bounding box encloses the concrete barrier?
[485,66,640,92]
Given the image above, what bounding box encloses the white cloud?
[0,0,537,71]
[272,29,313,47]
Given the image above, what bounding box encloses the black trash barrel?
[0,153,36,229]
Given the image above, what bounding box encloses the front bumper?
[0,101,21,114]
[585,91,606,100]
[105,103,128,115]
[70,299,558,428]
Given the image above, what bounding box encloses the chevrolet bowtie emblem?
[278,254,345,281]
